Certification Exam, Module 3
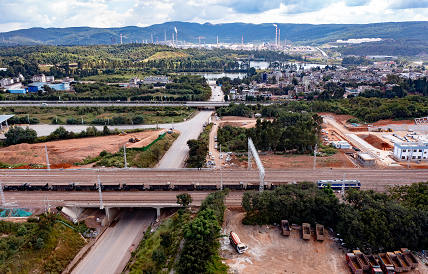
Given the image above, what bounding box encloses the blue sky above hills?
[1,0,428,32]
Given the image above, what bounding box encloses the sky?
[1,0,428,32]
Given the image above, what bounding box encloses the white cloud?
[0,0,427,32]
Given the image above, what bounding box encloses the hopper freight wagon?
[378,253,396,274]
[122,183,145,191]
[346,253,364,274]
[74,183,97,191]
[400,248,418,268]
[27,183,50,191]
[173,183,195,191]
[3,183,28,191]
[149,183,171,191]
[245,183,269,190]
[281,220,290,236]
[195,183,218,190]
[270,182,288,190]
[101,183,121,191]
[302,223,311,240]
[223,182,244,190]
[387,252,403,273]
[366,255,383,274]
[316,224,324,241]
[51,182,75,191]
[394,252,411,272]
[353,251,370,271]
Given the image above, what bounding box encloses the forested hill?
[1,21,428,46]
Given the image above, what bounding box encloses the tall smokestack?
[151,33,153,43]
[242,35,243,46]
[175,27,177,45]
[278,29,281,47]
[164,29,166,42]
[273,24,277,46]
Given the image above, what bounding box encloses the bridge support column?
[156,207,161,219]
[105,207,119,223]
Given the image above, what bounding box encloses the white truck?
[229,231,248,254]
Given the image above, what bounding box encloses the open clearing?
[221,209,349,274]
[0,129,164,166]
[221,209,428,274]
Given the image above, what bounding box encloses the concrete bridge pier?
[105,206,120,222]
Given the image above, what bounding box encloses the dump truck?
[387,252,403,273]
[353,250,370,271]
[302,223,311,240]
[281,220,290,236]
[394,252,411,272]
[229,231,247,254]
[401,248,418,268]
[378,253,396,274]
[366,254,383,274]
[316,224,324,241]
[346,253,363,274]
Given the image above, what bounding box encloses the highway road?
[71,208,156,274]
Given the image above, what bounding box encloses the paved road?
[157,110,213,168]
[72,208,156,274]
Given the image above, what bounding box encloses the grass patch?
[75,132,179,168]
[0,213,86,274]
[0,106,194,125]
[126,211,190,274]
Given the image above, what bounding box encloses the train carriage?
[317,180,361,190]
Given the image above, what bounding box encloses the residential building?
[144,76,169,84]
[0,78,14,87]
[32,74,46,82]
[46,75,54,82]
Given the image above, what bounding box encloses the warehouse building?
[393,141,428,161]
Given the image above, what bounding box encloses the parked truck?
[378,253,396,274]
[366,254,383,274]
[401,248,418,268]
[281,220,290,236]
[302,223,311,240]
[394,251,411,272]
[387,252,403,273]
[346,253,363,274]
[353,250,370,271]
[316,224,324,241]
[229,231,248,254]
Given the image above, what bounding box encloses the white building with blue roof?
[393,141,428,161]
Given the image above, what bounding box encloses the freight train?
[2,181,293,192]
[2,180,362,192]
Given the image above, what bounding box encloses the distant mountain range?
[1,21,428,46]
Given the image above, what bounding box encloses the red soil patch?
[359,134,393,150]
[0,130,164,168]
[372,119,415,126]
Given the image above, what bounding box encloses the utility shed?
[0,114,14,130]
[356,152,376,167]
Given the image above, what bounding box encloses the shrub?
[35,238,45,249]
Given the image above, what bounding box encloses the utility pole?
[45,145,50,171]
[220,173,223,191]
[123,145,127,169]
[313,144,317,170]
[98,175,103,209]
[219,144,221,170]
[0,180,5,206]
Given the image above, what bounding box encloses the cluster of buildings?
[235,61,428,100]
[0,73,73,94]
[128,76,170,88]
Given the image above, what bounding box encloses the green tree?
[177,193,193,207]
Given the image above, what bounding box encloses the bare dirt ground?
[224,153,355,170]
[221,209,350,274]
[372,119,415,126]
[358,134,393,150]
[0,130,164,167]
[222,209,428,274]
